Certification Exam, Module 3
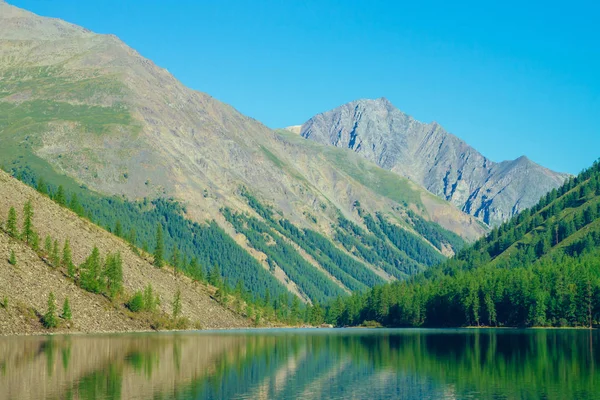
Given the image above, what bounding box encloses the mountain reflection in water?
[0,328,598,400]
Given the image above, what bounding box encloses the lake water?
[0,328,598,399]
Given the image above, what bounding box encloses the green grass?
[0,99,135,191]
[259,145,285,169]
[274,129,424,210]
[0,100,131,135]
[0,66,126,102]
[324,149,423,208]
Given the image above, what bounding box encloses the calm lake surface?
[0,328,598,399]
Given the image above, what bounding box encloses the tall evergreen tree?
[208,264,221,286]
[22,200,34,244]
[153,224,164,268]
[31,231,39,251]
[62,297,72,321]
[80,247,102,293]
[189,257,203,282]
[114,220,123,237]
[172,289,182,318]
[55,185,66,206]
[103,252,123,299]
[44,235,52,255]
[62,239,74,276]
[143,284,157,312]
[291,296,301,325]
[43,292,58,329]
[36,177,47,195]
[69,193,82,215]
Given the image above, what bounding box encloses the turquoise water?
[0,328,598,399]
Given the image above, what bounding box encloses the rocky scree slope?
[0,169,250,334]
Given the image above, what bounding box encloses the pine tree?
[215,287,227,304]
[31,231,39,251]
[36,177,47,195]
[69,193,82,215]
[114,220,123,237]
[208,264,221,286]
[62,297,72,321]
[310,302,324,325]
[8,249,16,266]
[254,309,262,327]
[291,296,301,325]
[172,288,182,318]
[127,228,138,254]
[153,224,164,268]
[43,292,58,329]
[55,185,66,206]
[128,228,137,245]
[103,252,123,299]
[22,200,34,244]
[143,284,156,312]
[189,257,203,282]
[80,247,102,293]
[6,207,17,238]
[62,239,74,275]
[44,235,52,255]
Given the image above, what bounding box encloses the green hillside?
[327,160,600,328]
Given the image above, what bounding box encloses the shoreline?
[1,324,596,338]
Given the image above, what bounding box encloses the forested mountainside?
[0,1,486,305]
[2,164,465,307]
[325,160,600,328]
[296,98,569,226]
[0,169,260,334]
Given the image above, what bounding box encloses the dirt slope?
[0,169,250,335]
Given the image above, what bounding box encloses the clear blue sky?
[9,0,600,174]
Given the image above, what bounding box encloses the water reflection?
[0,329,598,400]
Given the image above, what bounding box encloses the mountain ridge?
[295,97,570,226]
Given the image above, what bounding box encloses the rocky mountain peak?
[298,99,570,226]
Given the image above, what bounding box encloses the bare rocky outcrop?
[298,98,570,226]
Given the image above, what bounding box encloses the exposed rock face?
[299,98,570,226]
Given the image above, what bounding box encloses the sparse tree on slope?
[8,249,16,266]
[22,200,34,244]
[63,239,75,277]
[43,292,58,329]
[173,289,182,318]
[153,224,164,268]
[80,247,102,293]
[55,185,66,206]
[62,297,72,321]
[103,252,123,299]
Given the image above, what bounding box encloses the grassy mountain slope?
[327,160,600,328]
[0,169,251,334]
[0,2,486,303]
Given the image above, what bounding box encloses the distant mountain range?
[294,98,569,226]
[0,1,566,304]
